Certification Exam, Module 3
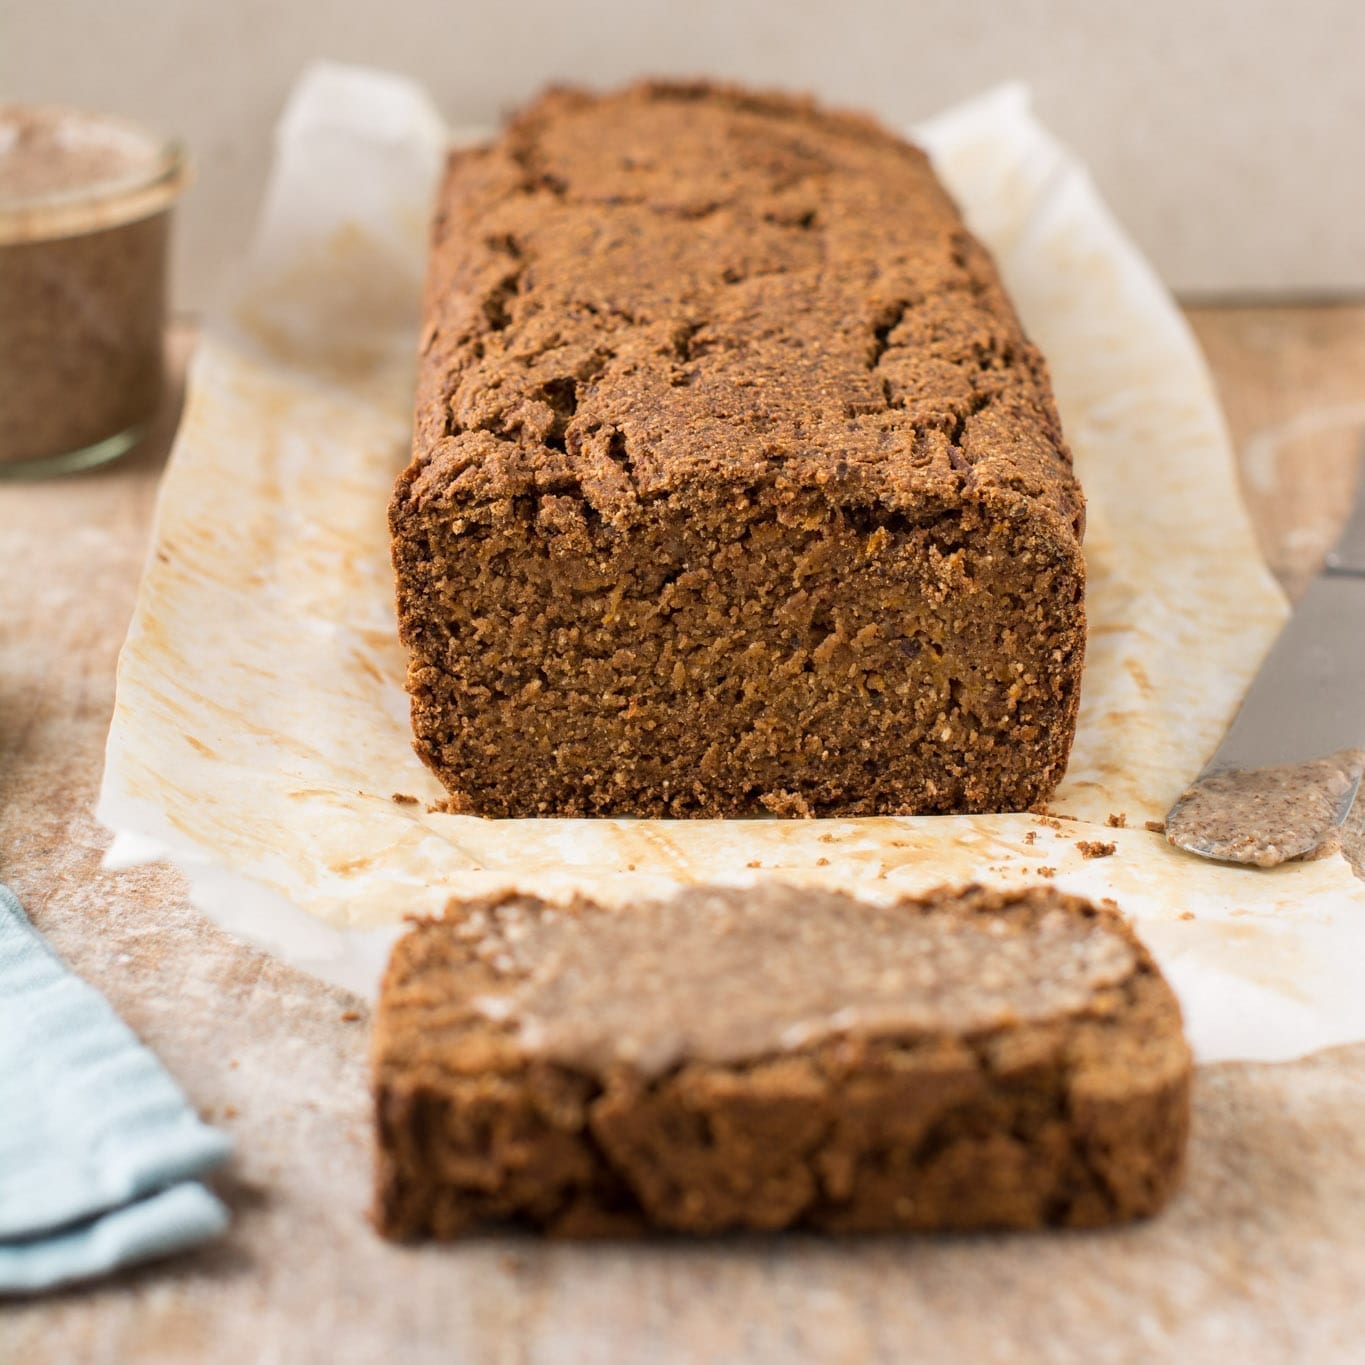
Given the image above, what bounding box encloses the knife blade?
[1165,435,1365,866]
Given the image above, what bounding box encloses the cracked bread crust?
[391,80,1086,817]
[371,885,1190,1239]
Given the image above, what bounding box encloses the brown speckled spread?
[1167,750,1365,867]
[372,883,1190,1238]
[451,883,1136,1076]
[390,81,1086,818]
[0,107,159,203]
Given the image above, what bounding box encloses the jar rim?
[0,104,190,245]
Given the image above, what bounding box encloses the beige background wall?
[5,0,1363,310]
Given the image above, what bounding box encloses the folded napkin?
[0,884,231,1294]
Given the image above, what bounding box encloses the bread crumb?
[1035,815,1063,831]
[341,1009,361,1022]
[1145,820,1167,834]
[223,1104,239,1119]
[1023,830,1037,845]
[1077,840,1117,859]
[1179,911,1196,921]
[229,1059,239,1069]
[815,856,830,867]
[391,792,419,806]
[1036,866,1056,877]
[818,833,836,844]
[1106,813,1127,828]
[746,859,762,868]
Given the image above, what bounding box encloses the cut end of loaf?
[391,478,1084,818]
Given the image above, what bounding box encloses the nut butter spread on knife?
[1167,436,1365,866]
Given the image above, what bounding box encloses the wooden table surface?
[3,307,1365,1364]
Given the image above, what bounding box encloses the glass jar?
[0,105,189,479]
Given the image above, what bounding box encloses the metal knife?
[1166,436,1365,866]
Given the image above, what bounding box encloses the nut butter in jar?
[0,106,188,479]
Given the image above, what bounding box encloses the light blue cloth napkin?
[0,884,231,1294]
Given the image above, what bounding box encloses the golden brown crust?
[391,80,1086,817]
[371,884,1189,1239]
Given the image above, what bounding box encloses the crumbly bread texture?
[390,80,1086,819]
[371,884,1189,1239]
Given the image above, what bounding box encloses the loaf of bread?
[390,81,1086,818]
[371,883,1189,1238]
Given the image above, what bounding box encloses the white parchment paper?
[99,63,1365,1063]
